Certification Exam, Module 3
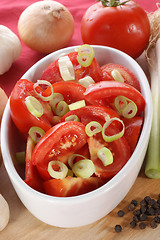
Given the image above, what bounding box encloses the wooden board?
[1,55,160,240]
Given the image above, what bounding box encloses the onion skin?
[0,88,8,167]
[18,1,74,54]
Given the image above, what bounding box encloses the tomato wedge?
[43,176,106,197]
[88,130,131,179]
[61,105,121,127]
[123,116,143,153]
[24,136,44,192]
[101,63,141,92]
[84,81,145,116]
[10,79,53,135]
[41,52,103,84]
[44,81,86,105]
[32,121,87,180]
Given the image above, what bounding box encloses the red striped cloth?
[0,0,158,95]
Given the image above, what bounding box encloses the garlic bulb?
[0,25,21,75]
[0,194,10,231]
[18,1,74,54]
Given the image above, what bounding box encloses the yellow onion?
[18,1,74,54]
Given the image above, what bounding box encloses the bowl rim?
[1,45,153,203]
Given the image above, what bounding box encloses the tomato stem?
[98,0,131,7]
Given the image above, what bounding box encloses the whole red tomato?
[81,0,150,58]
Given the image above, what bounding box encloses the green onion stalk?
[145,6,160,178]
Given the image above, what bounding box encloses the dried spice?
[114,193,160,233]
[114,224,122,233]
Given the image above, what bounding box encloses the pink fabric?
[0,0,158,96]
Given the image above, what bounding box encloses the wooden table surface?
[0,55,159,240]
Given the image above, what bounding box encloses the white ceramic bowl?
[1,46,152,228]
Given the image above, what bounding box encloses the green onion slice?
[58,55,75,81]
[33,80,54,101]
[48,160,68,179]
[114,96,137,118]
[49,93,64,110]
[65,115,80,122]
[68,154,86,168]
[55,101,69,117]
[102,117,125,142]
[78,76,95,88]
[114,95,128,113]
[122,101,138,119]
[72,159,96,178]
[85,121,102,137]
[111,69,125,82]
[97,147,113,166]
[25,96,44,117]
[68,100,86,111]
[28,126,45,144]
[77,44,95,67]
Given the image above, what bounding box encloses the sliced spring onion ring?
[58,55,75,81]
[25,96,44,117]
[102,117,125,142]
[28,126,45,144]
[114,96,137,118]
[72,159,96,178]
[68,100,86,111]
[78,76,95,88]
[68,154,86,168]
[85,121,102,137]
[16,151,26,163]
[111,69,125,82]
[114,95,128,113]
[65,115,80,122]
[97,147,113,166]
[49,93,64,110]
[48,160,68,179]
[122,101,138,119]
[33,80,54,101]
[55,101,69,117]
[77,44,95,67]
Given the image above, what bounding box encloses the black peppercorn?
[144,196,151,204]
[139,214,147,221]
[133,209,141,216]
[154,216,160,223]
[130,220,137,228]
[139,222,146,229]
[146,207,155,216]
[128,203,135,211]
[115,225,122,233]
[150,220,158,229]
[131,200,138,207]
[133,215,139,223]
[117,210,125,217]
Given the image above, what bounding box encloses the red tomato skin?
[10,79,53,135]
[61,105,121,127]
[84,81,145,116]
[123,116,143,153]
[101,63,141,92]
[43,176,106,197]
[31,121,87,180]
[81,1,150,59]
[52,81,86,104]
[41,52,103,84]
[88,132,131,179]
[24,136,44,192]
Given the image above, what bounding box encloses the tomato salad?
[10,45,145,197]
